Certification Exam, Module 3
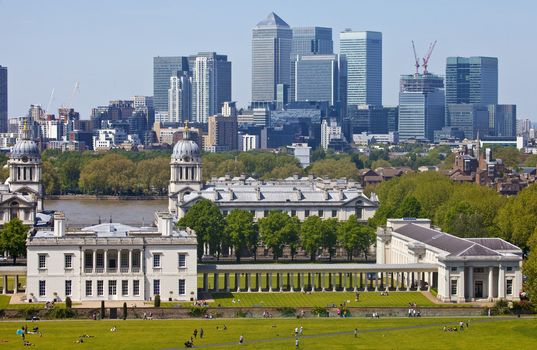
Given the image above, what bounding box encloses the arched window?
[10,201,19,220]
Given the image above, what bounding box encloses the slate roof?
[393,223,518,258]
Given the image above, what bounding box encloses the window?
[474,268,484,274]
[38,255,46,269]
[450,280,457,295]
[506,279,513,295]
[122,280,129,296]
[506,266,513,272]
[331,210,337,218]
[222,210,228,217]
[263,210,269,218]
[85,280,92,296]
[65,280,72,296]
[96,253,104,268]
[291,210,296,217]
[451,267,458,272]
[304,210,310,217]
[133,280,140,296]
[153,279,160,295]
[179,279,186,295]
[250,210,255,215]
[318,210,324,218]
[178,254,186,268]
[97,280,104,296]
[39,280,46,296]
[108,280,117,295]
[65,254,73,269]
[153,254,161,268]
[84,252,93,269]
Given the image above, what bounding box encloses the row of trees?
[178,199,374,262]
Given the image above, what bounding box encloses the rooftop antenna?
[411,41,420,76]
[421,40,437,74]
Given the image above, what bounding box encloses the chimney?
[157,212,173,237]
[53,211,66,238]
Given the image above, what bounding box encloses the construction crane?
[411,41,420,76]
[421,40,437,75]
[45,88,55,115]
[64,81,80,110]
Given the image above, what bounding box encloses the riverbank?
[45,194,167,200]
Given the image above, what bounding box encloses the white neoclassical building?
[377,218,523,302]
[26,212,197,303]
[168,128,378,222]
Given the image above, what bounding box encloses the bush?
[234,310,250,318]
[188,306,208,317]
[491,299,510,315]
[23,307,40,320]
[277,307,296,317]
[100,300,105,319]
[65,297,72,309]
[154,295,161,308]
[311,306,329,317]
[46,308,75,319]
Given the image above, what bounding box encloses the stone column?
[203,273,208,292]
[498,265,505,299]
[300,273,305,292]
[268,273,272,292]
[332,273,336,292]
[310,273,315,292]
[374,273,379,292]
[257,273,262,292]
[353,273,358,292]
[458,268,466,303]
[427,272,432,291]
[364,273,368,292]
[488,267,494,300]
[343,273,347,292]
[13,275,19,293]
[104,250,108,272]
[279,273,283,292]
[321,273,326,292]
[395,272,400,291]
[224,273,230,292]
[2,275,7,294]
[235,273,241,292]
[213,273,219,292]
[468,267,474,300]
[92,250,96,272]
[290,273,295,292]
[246,273,251,292]
[406,272,411,291]
[417,271,422,291]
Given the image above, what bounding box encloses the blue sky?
[0,0,535,121]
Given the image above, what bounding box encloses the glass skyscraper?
[398,73,445,141]
[153,57,189,113]
[251,12,292,104]
[446,104,490,139]
[339,30,382,107]
[290,27,333,102]
[488,104,516,137]
[445,56,498,105]
[0,66,6,133]
[294,54,339,105]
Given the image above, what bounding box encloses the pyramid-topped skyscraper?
[251,12,292,105]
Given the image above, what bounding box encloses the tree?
[282,216,300,260]
[178,199,225,261]
[123,302,128,320]
[258,211,291,261]
[321,218,339,261]
[225,209,256,263]
[395,196,422,218]
[523,230,537,304]
[337,215,374,261]
[300,216,323,261]
[308,158,359,180]
[0,218,28,264]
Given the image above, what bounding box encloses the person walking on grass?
[296,338,300,348]
[239,335,244,344]
[354,328,358,338]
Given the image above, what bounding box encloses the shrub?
[47,308,75,319]
[277,307,296,317]
[154,295,161,308]
[123,302,128,320]
[65,297,72,309]
[235,310,250,318]
[311,306,329,317]
[491,299,510,315]
[100,300,105,319]
[188,306,208,317]
[23,307,40,320]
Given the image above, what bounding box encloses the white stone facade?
[377,218,523,302]
[26,212,198,303]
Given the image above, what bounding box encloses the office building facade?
[251,12,292,103]
[294,55,339,105]
[398,74,445,141]
[339,30,382,107]
[489,104,516,137]
[445,57,498,105]
[446,104,490,139]
[153,57,189,113]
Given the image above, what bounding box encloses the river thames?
[45,199,168,225]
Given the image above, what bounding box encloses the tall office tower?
[294,54,339,105]
[206,103,238,152]
[445,56,498,105]
[398,73,445,141]
[446,104,490,139]
[153,56,189,113]
[168,72,192,123]
[339,30,382,107]
[0,66,7,132]
[251,12,292,104]
[489,104,516,137]
[191,52,231,123]
[290,27,333,102]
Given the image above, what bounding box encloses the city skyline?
[0,0,535,121]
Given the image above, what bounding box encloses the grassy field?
[0,317,534,349]
[208,291,436,308]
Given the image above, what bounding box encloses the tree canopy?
[0,218,28,264]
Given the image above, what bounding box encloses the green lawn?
[0,317,534,349]
[209,291,437,308]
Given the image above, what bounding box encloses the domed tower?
[168,124,202,215]
[7,128,44,213]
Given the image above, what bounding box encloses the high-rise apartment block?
[168,72,192,124]
[339,30,382,107]
[153,57,189,113]
[251,12,292,104]
[0,66,7,133]
[206,102,238,152]
[398,73,445,141]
